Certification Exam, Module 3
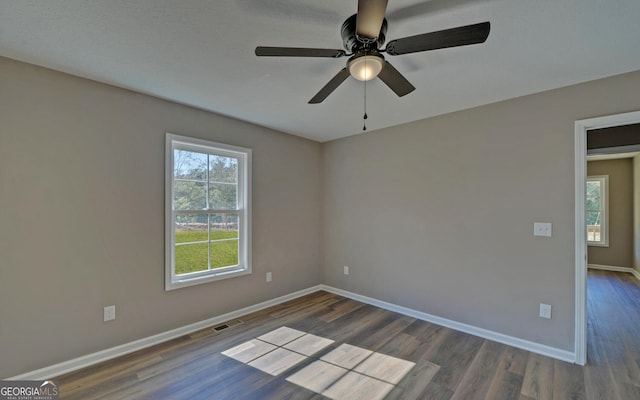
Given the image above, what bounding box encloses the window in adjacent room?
[165,133,251,290]
[586,175,608,247]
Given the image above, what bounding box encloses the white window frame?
[586,175,608,247]
[165,133,251,290]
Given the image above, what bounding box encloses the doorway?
[574,110,640,364]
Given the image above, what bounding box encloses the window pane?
[175,214,208,242]
[586,176,607,245]
[210,240,239,269]
[209,155,238,209]
[210,155,238,183]
[210,213,239,232]
[175,214,209,275]
[586,211,601,227]
[174,150,208,178]
[210,213,239,268]
[209,182,237,209]
[175,243,209,275]
[174,149,208,211]
[586,181,601,211]
[174,180,206,210]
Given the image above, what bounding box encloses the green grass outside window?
[175,230,239,274]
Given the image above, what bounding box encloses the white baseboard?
[319,285,576,363]
[9,285,323,381]
[588,264,640,280]
[11,282,578,379]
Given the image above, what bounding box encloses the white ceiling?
[2,0,640,142]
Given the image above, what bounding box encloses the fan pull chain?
[363,57,368,131]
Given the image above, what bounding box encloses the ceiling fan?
[255,0,490,104]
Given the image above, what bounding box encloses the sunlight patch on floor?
[221,327,415,400]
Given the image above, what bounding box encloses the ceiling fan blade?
[309,68,351,104]
[356,0,389,40]
[255,46,346,58]
[377,61,415,97]
[385,21,490,56]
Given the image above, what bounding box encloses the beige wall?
[587,159,634,267]
[0,57,323,378]
[323,69,640,351]
[4,52,640,378]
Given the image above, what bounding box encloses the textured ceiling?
[2,0,640,142]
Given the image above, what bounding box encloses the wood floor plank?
[583,336,620,400]
[585,269,640,400]
[418,381,455,400]
[384,360,441,400]
[318,298,366,323]
[520,352,554,400]
[377,332,424,361]
[244,378,319,400]
[612,382,640,400]
[484,346,529,400]
[553,360,586,400]
[54,271,640,399]
[342,311,416,352]
[427,330,484,392]
[311,304,390,343]
[450,340,504,400]
[485,370,523,400]
[58,335,190,395]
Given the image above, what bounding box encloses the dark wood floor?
[56,270,640,399]
[585,269,640,400]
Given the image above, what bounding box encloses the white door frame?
[574,110,640,365]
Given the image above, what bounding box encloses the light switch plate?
[539,303,552,319]
[534,222,552,237]
[104,305,116,322]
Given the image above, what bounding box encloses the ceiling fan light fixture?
[348,54,384,81]
[255,0,490,104]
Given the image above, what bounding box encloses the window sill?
[165,267,251,291]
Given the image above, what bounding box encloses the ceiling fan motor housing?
[254,1,489,104]
[341,14,387,52]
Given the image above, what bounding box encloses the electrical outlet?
[343,266,349,275]
[539,303,552,319]
[104,305,116,322]
[266,272,272,282]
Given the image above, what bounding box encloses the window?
[586,175,608,247]
[165,133,251,290]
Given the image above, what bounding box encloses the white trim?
[574,122,587,365]
[588,264,640,280]
[11,282,582,380]
[8,285,322,381]
[165,133,253,291]
[319,285,576,363]
[574,110,640,366]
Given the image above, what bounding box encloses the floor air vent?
[212,319,243,334]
